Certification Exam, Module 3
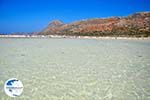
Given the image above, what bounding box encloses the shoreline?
[0,35,150,40]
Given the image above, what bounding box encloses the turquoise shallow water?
[0,38,150,100]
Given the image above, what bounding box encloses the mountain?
[39,12,150,37]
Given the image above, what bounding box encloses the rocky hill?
[39,12,150,37]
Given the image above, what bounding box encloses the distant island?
[0,12,150,38]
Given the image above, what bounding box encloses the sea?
[0,38,150,100]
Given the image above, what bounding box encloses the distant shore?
[0,35,150,40]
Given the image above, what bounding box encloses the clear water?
[0,38,150,100]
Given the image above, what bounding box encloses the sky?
[0,0,150,33]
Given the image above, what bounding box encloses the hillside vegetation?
[39,12,150,37]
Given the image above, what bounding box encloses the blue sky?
[0,0,150,33]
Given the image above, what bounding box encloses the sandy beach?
[0,35,150,40]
